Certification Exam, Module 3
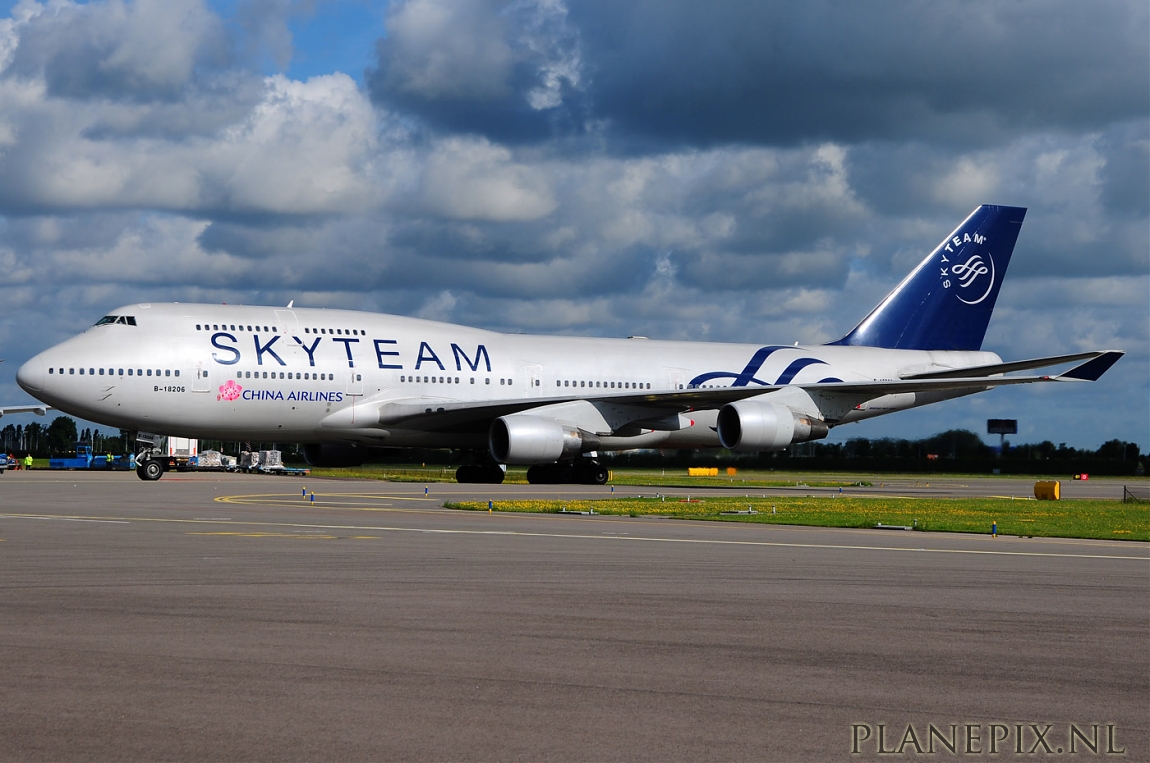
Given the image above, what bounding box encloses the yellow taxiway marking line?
[0,511,1144,561]
[188,531,339,539]
[215,492,433,504]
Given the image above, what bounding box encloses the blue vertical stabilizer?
[831,205,1026,351]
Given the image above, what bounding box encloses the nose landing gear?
[134,431,165,481]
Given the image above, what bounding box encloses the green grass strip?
[445,496,1149,542]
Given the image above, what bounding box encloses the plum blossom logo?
[217,380,243,401]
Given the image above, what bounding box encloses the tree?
[45,416,78,456]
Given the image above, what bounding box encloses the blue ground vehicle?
[49,444,130,470]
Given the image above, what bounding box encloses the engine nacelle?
[716,400,829,451]
[489,415,586,465]
[301,443,366,468]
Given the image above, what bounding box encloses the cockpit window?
[93,315,137,326]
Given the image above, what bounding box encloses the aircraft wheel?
[484,466,505,484]
[456,465,477,483]
[526,464,553,484]
[140,459,164,481]
[584,465,609,485]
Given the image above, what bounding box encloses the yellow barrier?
[688,467,719,477]
[1034,481,1061,500]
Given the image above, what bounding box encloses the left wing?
[367,350,1123,433]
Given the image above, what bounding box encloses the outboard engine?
[716,400,829,451]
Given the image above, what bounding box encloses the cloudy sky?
[0,0,1146,450]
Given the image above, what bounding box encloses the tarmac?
[1,471,1146,761]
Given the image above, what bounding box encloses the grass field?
[445,495,1149,541]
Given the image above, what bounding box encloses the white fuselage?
[17,303,999,448]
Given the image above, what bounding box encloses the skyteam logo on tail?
[939,231,995,305]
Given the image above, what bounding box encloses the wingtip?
[1058,351,1124,381]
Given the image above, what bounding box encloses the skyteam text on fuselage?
[8,205,1123,483]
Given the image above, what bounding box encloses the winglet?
[1057,351,1124,381]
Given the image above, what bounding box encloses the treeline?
[3,418,1145,476]
[607,429,1147,476]
[0,418,131,457]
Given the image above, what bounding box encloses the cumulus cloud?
[367,0,589,141]
[6,0,226,101]
[420,136,557,221]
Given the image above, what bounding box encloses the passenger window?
[49,368,53,374]
[146,370,151,376]
[70,368,75,374]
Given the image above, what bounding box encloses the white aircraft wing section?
[0,404,52,418]
[900,350,1122,380]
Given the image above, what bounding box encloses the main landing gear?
[455,463,506,484]
[526,459,609,485]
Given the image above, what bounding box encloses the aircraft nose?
[16,355,45,394]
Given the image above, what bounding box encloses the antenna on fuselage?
[287,300,294,308]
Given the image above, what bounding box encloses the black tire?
[526,464,552,484]
[141,460,164,481]
[484,466,506,484]
[455,465,476,483]
[585,465,609,485]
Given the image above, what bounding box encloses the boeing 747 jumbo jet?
[6,205,1122,483]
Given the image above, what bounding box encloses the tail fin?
[832,205,1026,351]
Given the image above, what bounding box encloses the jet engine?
[716,400,829,451]
[489,415,589,464]
[301,443,366,468]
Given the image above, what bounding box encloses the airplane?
[6,204,1122,483]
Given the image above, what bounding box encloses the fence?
[1122,485,1150,503]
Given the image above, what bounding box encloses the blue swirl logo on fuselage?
[688,346,841,388]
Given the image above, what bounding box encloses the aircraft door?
[193,362,210,393]
[346,370,364,397]
[663,367,688,391]
[524,364,543,397]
